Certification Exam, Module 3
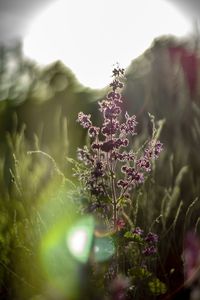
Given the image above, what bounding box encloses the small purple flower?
[125,168,144,184]
[107,91,121,101]
[77,147,94,165]
[120,112,137,136]
[99,99,109,112]
[142,245,157,256]
[122,138,129,147]
[145,232,159,244]
[104,105,121,119]
[88,126,100,137]
[132,227,144,236]
[155,141,163,156]
[121,165,128,173]
[132,171,144,184]
[110,79,124,91]
[92,161,104,178]
[101,140,115,152]
[77,112,92,128]
[91,142,102,150]
[115,151,135,162]
[117,179,129,189]
[112,67,125,77]
[145,140,163,160]
[77,148,86,161]
[115,138,129,149]
[137,157,151,172]
[125,151,135,161]
[102,119,119,136]
[110,151,120,160]
[113,138,124,149]
[124,167,134,177]
[115,153,125,161]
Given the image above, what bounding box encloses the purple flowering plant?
[76,65,163,230]
[74,65,166,298]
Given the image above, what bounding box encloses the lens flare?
[66,216,95,263]
[38,184,81,299]
[94,236,115,262]
[69,229,88,255]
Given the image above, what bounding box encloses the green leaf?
[124,231,143,242]
[117,197,127,207]
[124,231,134,238]
[148,278,167,295]
[129,267,152,280]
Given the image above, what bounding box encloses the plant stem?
[110,162,117,228]
[110,115,117,229]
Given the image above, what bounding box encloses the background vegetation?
[0,35,200,299]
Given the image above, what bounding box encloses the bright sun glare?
[69,229,88,255]
[23,0,191,88]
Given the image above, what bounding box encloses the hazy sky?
[0,0,55,41]
[0,0,199,43]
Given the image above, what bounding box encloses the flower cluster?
[145,232,159,244]
[142,246,157,256]
[130,227,159,257]
[76,65,163,228]
[77,112,92,128]
[116,139,163,199]
[142,232,159,256]
[132,227,144,236]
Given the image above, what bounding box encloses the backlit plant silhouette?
[76,65,163,230]
[74,65,167,298]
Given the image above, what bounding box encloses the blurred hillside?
[125,36,200,177]
[0,37,200,176]
[0,41,104,155]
